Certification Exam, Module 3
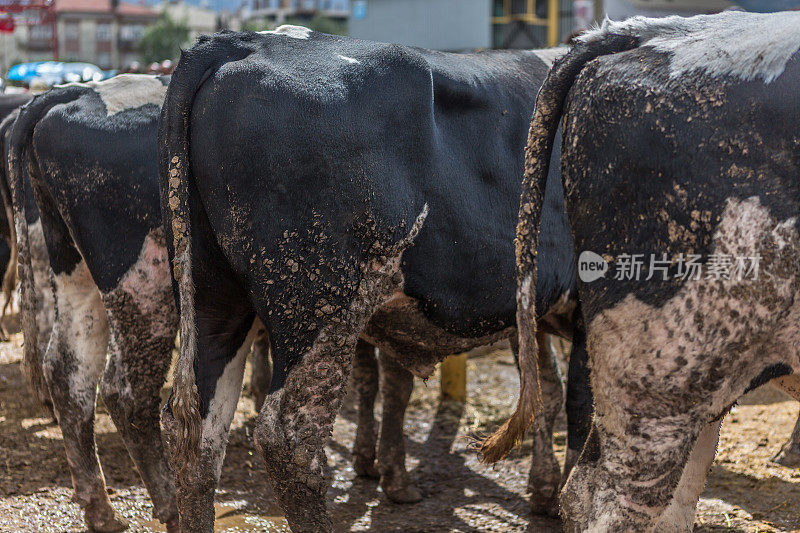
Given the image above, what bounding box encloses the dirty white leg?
[770,375,800,467]
[655,418,722,532]
[43,262,126,533]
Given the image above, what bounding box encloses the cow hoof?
[165,517,180,533]
[772,444,800,468]
[86,511,129,533]
[353,457,380,479]
[384,484,423,504]
[529,489,559,517]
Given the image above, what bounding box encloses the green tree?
[139,12,190,65]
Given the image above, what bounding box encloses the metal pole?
[547,0,559,46]
[440,353,468,403]
[52,14,58,59]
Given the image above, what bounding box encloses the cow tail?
[8,90,79,408]
[159,36,249,480]
[0,110,20,327]
[480,33,640,463]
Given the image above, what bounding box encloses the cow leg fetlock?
[376,350,420,503]
[527,333,563,517]
[83,495,129,533]
[161,408,217,532]
[352,340,380,478]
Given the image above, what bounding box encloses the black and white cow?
[9,75,180,532]
[159,27,591,532]
[497,11,800,531]
[6,68,571,532]
[7,75,280,532]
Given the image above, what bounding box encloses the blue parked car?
[7,61,107,88]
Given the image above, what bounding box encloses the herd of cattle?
[0,8,798,533]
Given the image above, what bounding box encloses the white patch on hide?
[59,74,166,116]
[576,196,800,529]
[114,228,173,338]
[579,11,800,83]
[337,55,360,65]
[518,274,533,310]
[201,319,260,481]
[259,24,312,40]
[50,261,109,410]
[532,47,569,68]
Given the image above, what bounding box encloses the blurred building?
[600,1,800,21]
[248,0,350,25]
[156,0,241,43]
[18,0,158,69]
[603,0,733,19]
[349,0,491,50]
[349,0,575,51]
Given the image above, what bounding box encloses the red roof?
[54,0,157,16]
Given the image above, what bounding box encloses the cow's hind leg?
[162,307,257,532]
[254,254,409,532]
[772,414,800,467]
[655,418,722,532]
[254,318,358,533]
[564,317,592,480]
[249,329,271,411]
[352,339,380,478]
[376,349,421,503]
[100,249,179,529]
[771,375,800,467]
[44,261,126,532]
[528,332,563,516]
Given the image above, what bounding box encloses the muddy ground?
[0,325,799,532]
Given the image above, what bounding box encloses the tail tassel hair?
[479,32,640,463]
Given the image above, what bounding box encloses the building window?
[30,24,52,41]
[96,52,111,68]
[96,22,112,42]
[493,0,505,17]
[321,0,348,9]
[65,21,80,41]
[120,24,144,42]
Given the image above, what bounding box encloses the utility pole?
[111,0,119,69]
